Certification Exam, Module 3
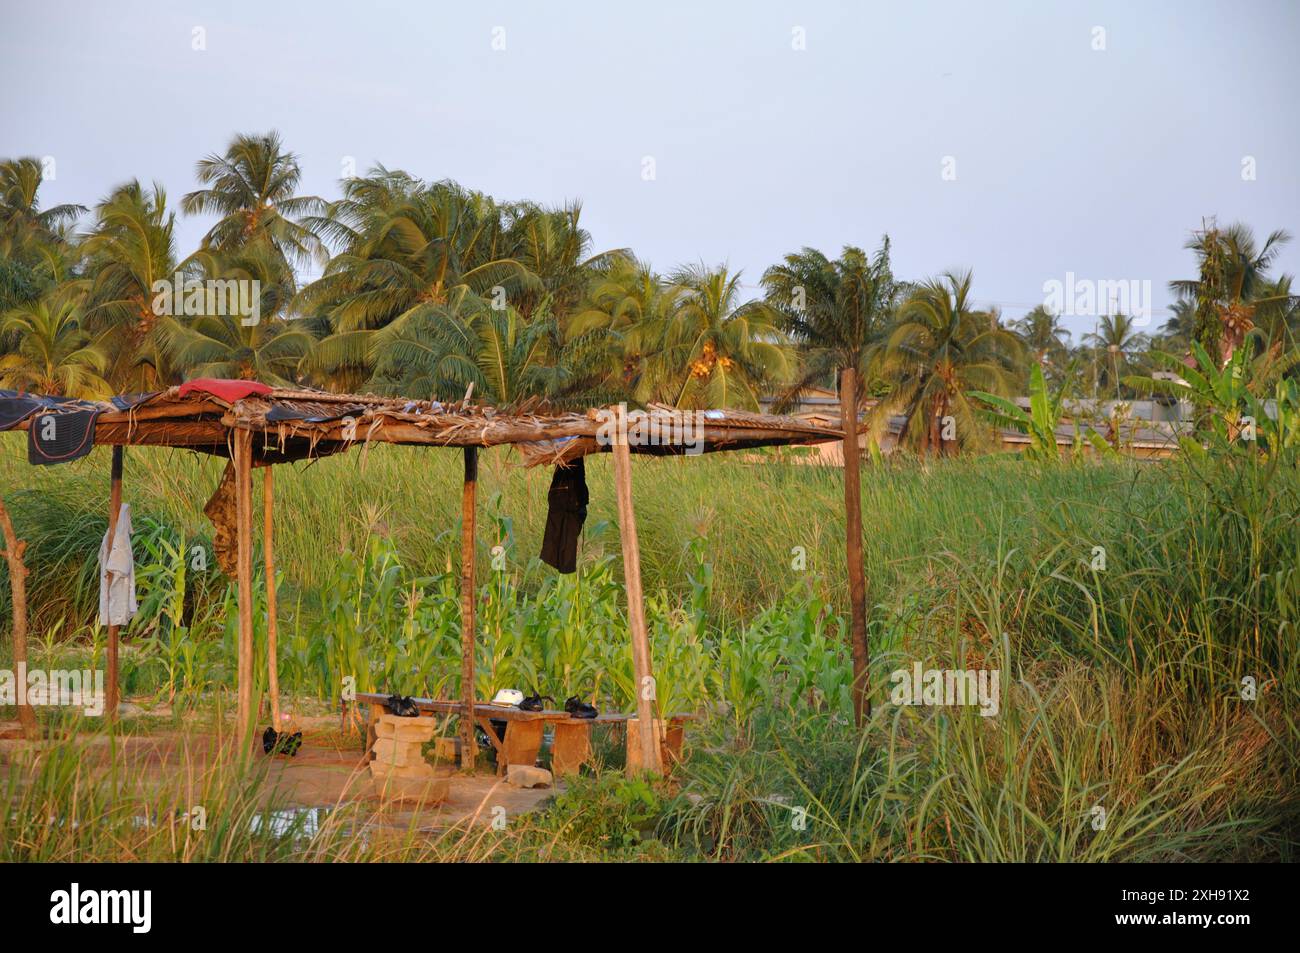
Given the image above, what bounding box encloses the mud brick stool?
[370,714,450,803]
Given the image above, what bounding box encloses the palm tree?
[367,293,602,407]
[1157,298,1196,352]
[0,287,111,398]
[876,271,1022,455]
[77,181,182,390]
[761,240,902,724]
[569,256,680,400]
[154,244,315,384]
[505,201,629,319]
[638,264,789,411]
[181,132,325,278]
[1083,313,1148,398]
[0,157,84,261]
[1012,305,1070,378]
[296,171,536,389]
[1171,221,1293,366]
[1249,276,1300,355]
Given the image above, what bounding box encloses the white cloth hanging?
[99,502,138,627]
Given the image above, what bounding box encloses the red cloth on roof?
[178,378,273,402]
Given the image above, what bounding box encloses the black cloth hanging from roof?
[27,408,103,466]
[540,457,588,574]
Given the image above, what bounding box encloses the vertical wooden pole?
[840,366,870,725]
[612,427,662,776]
[0,499,37,739]
[459,446,478,772]
[105,445,124,721]
[233,430,255,747]
[263,466,281,731]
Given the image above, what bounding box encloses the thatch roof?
[3,385,841,466]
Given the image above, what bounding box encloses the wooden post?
[105,445,124,721]
[840,366,871,725]
[0,499,37,739]
[459,446,478,772]
[263,466,281,732]
[233,430,255,747]
[612,426,662,776]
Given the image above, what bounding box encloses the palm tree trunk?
[840,366,871,725]
[937,394,951,456]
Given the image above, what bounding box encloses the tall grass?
[2,439,1297,861]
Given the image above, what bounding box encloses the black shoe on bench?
[564,696,598,719]
[385,694,420,717]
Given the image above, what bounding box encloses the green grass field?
[2,440,1297,861]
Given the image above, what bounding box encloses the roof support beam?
[263,466,281,733]
[612,429,662,776]
[233,429,255,748]
[459,447,479,773]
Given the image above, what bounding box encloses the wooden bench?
[352,692,692,777]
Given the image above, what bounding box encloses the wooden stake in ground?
[459,446,478,772]
[263,466,281,732]
[233,429,255,746]
[106,445,124,721]
[0,498,37,739]
[612,423,662,776]
[840,366,871,725]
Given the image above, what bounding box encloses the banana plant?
[1126,335,1299,454]
[972,363,1111,463]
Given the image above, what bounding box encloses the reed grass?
[2,439,1296,861]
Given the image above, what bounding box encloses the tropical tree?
[154,245,315,384]
[296,171,536,389]
[1250,276,1300,355]
[0,287,111,398]
[637,264,789,411]
[1012,305,1070,379]
[367,293,608,407]
[1128,334,1300,449]
[0,157,84,261]
[1171,221,1293,366]
[1156,298,1196,353]
[181,131,325,277]
[1082,312,1149,398]
[761,240,903,723]
[76,181,182,390]
[875,271,1022,455]
[505,200,628,319]
[569,256,680,399]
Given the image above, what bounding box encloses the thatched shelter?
[2,382,839,774]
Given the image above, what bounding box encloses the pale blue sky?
[3,0,1298,340]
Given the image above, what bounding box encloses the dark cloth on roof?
[178,378,273,402]
[0,390,85,431]
[0,393,45,431]
[27,407,103,465]
[110,392,159,412]
[540,457,588,574]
